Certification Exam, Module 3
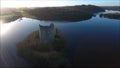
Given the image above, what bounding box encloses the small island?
[100,13,120,20]
[17,23,71,68]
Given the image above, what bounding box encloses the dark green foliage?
[100,13,120,20]
[101,6,120,11]
[54,28,67,52]
[54,36,67,52]
[33,43,53,52]
[23,5,105,21]
[17,30,71,68]
[1,5,104,23]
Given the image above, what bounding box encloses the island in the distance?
[100,13,120,20]
[1,5,105,22]
[17,23,71,68]
[101,6,120,11]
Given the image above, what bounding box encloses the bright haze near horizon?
[1,0,120,8]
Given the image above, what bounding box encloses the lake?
[0,10,120,67]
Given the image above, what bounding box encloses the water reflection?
[0,21,14,36]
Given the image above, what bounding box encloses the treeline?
[101,6,120,11]
[100,13,120,20]
[1,5,105,22]
[23,5,105,21]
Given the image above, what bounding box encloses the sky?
[1,0,120,8]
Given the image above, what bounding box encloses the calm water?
[0,10,120,67]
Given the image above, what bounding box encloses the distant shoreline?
[100,13,120,20]
[101,6,120,11]
[1,5,105,22]
[23,5,105,21]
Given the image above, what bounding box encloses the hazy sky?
[1,0,120,8]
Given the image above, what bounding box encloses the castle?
[39,23,55,43]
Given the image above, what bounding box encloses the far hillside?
[0,8,22,22]
[101,6,120,11]
[23,5,105,21]
[1,5,105,22]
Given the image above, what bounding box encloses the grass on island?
[17,29,71,68]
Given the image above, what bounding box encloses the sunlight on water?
[0,20,13,36]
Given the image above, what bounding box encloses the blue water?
[0,10,120,67]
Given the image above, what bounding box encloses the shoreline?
[1,5,105,23]
[100,13,120,20]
